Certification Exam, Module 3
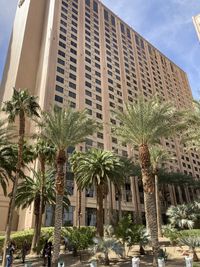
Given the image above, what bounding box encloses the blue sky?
[0,0,200,98]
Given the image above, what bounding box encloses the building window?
[57,66,64,74]
[58,50,65,57]
[56,75,64,84]
[55,85,64,93]
[69,81,76,89]
[55,95,63,103]
[93,1,98,13]
[69,73,76,80]
[85,99,92,106]
[70,57,77,64]
[85,0,90,6]
[104,9,109,21]
[111,15,115,26]
[69,91,76,98]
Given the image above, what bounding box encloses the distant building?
[0,0,198,231]
[193,14,200,41]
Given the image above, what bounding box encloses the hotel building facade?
[0,0,198,231]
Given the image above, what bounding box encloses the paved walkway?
[12,255,187,267]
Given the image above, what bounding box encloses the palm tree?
[40,106,97,266]
[15,169,70,251]
[150,145,174,238]
[2,88,40,267]
[166,204,197,229]
[31,139,56,253]
[0,117,15,195]
[182,100,200,149]
[114,97,181,266]
[70,149,125,237]
[179,236,200,262]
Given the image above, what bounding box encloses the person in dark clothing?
[6,241,15,267]
[45,242,52,267]
[21,240,29,263]
[42,240,48,266]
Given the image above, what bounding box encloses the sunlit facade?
[0,0,198,231]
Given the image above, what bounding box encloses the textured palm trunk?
[96,184,104,237]
[52,150,66,267]
[118,189,122,221]
[31,210,40,254]
[2,111,25,267]
[155,174,163,238]
[78,189,82,228]
[139,144,159,267]
[104,195,108,225]
[35,155,46,250]
[104,251,110,265]
[193,248,199,262]
[109,181,114,225]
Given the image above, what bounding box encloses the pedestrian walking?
[45,242,52,267]
[21,240,29,263]
[5,241,15,267]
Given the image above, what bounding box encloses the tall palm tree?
[0,117,15,194]
[182,100,200,150]
[40,106,97,266]
[2,88,40,267]
[150,145,174,238]
[114,97,181,266]
[70,149,125,237]
[31,139,56,252]
[15,169,70,251]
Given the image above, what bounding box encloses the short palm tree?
[166,204,197,229]
[31,138,56,252]
[40,106,97,266]
[150,145,174,238]
[70,149,125,237]
[114,96,181,266]
[179,236,200,261]
[2,89,40,267]
[15,169,69,252]
[93,237,123,265]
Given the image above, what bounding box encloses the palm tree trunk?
[52,150,66,266]
[78,189,81,228]
[31,212,40,254]
[118,189,122,221]
[35,155,46,249]
[193,248,199,262]
[155,174,162,238]
[104,251,110,265]
[109,181,113,225]
[139,144,159,267]
[96,184,104,237]
[104,195,108,225]
[2,111,25,267]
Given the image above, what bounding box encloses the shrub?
[64,226,96,256]
[0,226,95,254]
[162,225,180,245]
[114,215,149,256]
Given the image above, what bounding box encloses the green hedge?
[0,226,96,253]
[163,227,200,245]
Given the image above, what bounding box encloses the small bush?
[65,226,96,255]
[162,225,180,245]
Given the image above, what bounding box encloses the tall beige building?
[193,14,200,41]
[0,0,198,231]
